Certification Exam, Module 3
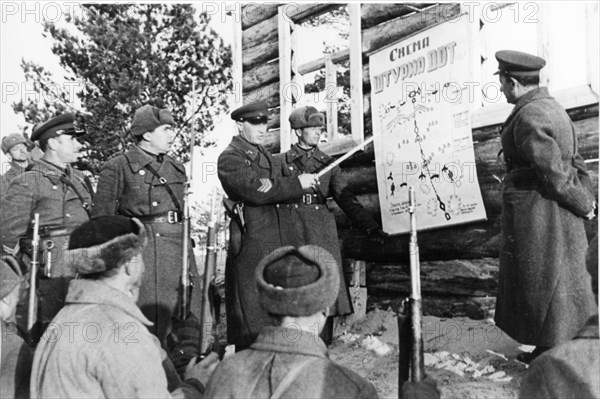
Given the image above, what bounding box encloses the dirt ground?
[328,308,530,399]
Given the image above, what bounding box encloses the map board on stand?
[369,12,487,235]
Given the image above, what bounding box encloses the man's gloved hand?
[166,313,201,378]
[400,376,441,399]
[184,353,220,387]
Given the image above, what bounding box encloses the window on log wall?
[278,3,364,155]
[473,2,598,127]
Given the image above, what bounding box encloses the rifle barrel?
[199,188,218,354]
[27,213,40,330]
[408,187,424,383]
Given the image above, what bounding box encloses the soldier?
[217,101,319,349]
[0,133,31,198]
[30,215,219,398]
[0,256,32,399]
[0,113,91,337]
[493,50,597,363]
[92,104,201,347]
[204,245,379,398]
[276,105,386,341]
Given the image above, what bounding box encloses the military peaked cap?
[255,245,340,317]
[1,133,27,154]
[31,113,84,142]
[289,106,325,129]
[231,101,269,123]
[494,50,546,78]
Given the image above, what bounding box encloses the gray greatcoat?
[217,135,306,346]
[92,145,200,343]
[495,87,597,346]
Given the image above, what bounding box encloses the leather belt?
[282,194,325,205]
[137,211,183,224]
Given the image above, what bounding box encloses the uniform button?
[66,213,71,217]
[295,204,298,208]
[155,233,161,237]
[152,201,158,206]
[139,170,146,176]
[315,206,319,210]
[52,185,58,190]
[276,204,279,208]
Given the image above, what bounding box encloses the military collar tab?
[231,136,260,159]
[124,146,155,172]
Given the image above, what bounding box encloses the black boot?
[320,316,334,346]
[516,346,551,364]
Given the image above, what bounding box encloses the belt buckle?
[167,211,179,223]
[303,194,312,205]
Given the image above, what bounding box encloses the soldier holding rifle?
[0,113,92,338]
[217,101,319,350]
[92,104,201,346]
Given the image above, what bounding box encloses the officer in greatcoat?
[217,101,319,349]
[276,106,386,341]
[92,104,201,347]
[493,50,597,363]
[0,113,92,337]
[0,133,32,199]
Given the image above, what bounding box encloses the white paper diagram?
[370,14,487,234]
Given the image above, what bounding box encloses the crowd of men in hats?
[0,49,598,398]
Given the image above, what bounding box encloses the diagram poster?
[369,15,487,234]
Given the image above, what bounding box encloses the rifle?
[179,81,197,319]
[398,187,424,393]
[27,213,40,331]
[199,187,223,358]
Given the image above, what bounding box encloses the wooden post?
[349,3,364,144]
[325,54,338,142]
[232,15,243,107]
[586,2,599,95]
[278,6,293,153]
[537,3,552,89]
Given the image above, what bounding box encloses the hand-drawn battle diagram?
[370,14,487,234]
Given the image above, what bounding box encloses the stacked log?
[240,3,599,319]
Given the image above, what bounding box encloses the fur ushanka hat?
[66,215,147,275]
[255,245,340,317]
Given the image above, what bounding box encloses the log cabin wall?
[240,3,599,318]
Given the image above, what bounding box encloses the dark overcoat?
[217,135,306,346]
[495,87,597,346]
[0,159,92,330]
[92,145,200,343]
[204,326,379,398]
[277,144,382,316]
[0,161,25,201]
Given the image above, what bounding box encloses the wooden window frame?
[277,3,365,155]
